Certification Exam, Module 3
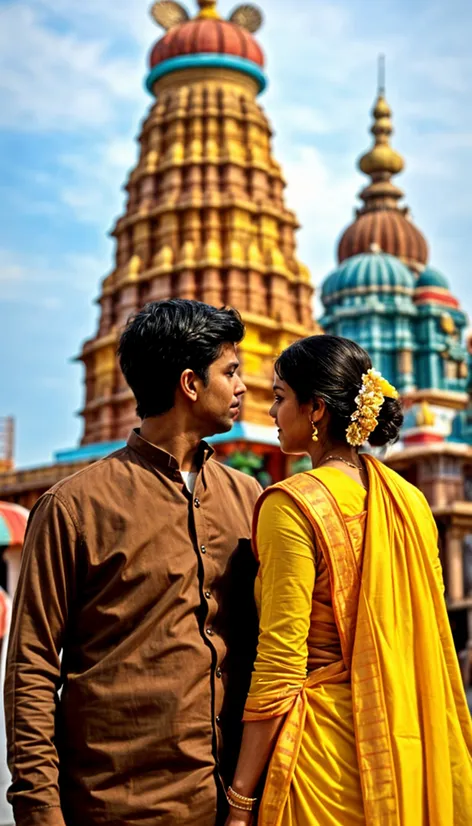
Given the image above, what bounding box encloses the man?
[5,300,261,826]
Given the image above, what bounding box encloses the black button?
[216,715,221,724]
[194,497,200,508]
[204,590,211,599]
[216,667,222,678]
[201,545,206,554]
[206,627,214,636]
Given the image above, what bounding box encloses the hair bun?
[367,397,404,447]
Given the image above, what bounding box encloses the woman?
[225,335,472,826]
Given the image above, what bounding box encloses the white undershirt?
[180,470,197,494]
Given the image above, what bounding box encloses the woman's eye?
[274,395,282,403]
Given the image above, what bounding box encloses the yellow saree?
[244,456,472,826]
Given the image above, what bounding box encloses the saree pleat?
[244,457,472,826]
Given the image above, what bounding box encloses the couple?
[5,299,472,826]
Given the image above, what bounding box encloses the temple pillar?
[446,527,464,603]
[201,267,223,307]
[177,268,197,300]
[227,268,247,312]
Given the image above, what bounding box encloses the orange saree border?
[254,660,347,826]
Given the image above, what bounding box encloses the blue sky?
[1,0,471,467]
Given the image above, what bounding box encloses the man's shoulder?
[46,446,132,503]
[206,457,262,501]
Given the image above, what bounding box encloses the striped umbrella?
[0,502,29,547]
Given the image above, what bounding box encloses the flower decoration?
[346,368,399,447]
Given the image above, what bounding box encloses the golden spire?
[196,0,220,19]
[357,56,405,210]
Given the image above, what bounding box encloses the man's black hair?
[118,299,245,418]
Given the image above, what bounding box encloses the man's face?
[194,343,246,435]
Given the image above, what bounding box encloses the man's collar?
[127,428,214,473]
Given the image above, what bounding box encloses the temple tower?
[78,0,317,448]
[321,64,468,419]
[318,65,472,682]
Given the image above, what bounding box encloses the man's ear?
[180,369,200,402]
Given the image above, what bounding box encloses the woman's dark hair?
[275,335,403,447]
[118,299,244,418]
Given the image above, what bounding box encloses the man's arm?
[5,492,80,826]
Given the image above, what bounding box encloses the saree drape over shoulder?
[244,456,472,826]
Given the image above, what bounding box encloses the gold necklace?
[318,454,363,471]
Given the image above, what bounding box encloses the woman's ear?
[311,398,327,424]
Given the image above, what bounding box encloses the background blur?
[1,0,471,466]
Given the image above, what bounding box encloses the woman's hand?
[224,811,253,826]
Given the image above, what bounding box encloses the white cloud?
[33,0,156,46]
[40,296,62,311]
[280,145,359,265]
[0,4,145,131]
[0,251,27,284]
[58,136,140,224]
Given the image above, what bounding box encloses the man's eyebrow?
[273,383,284,392]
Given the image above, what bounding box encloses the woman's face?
[269,371,313,455]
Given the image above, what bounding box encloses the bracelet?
[227,786,257,804]
[226,786,257,812]
[226,797,253,812]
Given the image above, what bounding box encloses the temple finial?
[356,58,405,210]
[197,0,220,19]
[378,54,385,96]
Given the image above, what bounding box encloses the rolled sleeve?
[5,493,79,826]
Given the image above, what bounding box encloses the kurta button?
[194,497,200,508]
[205,591,211,599]
[216,715,221,724]
[216,667,222,678]
[206,627,214,636]
[201,545,206,554]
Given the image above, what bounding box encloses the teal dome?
[321,252,415,305]
[416,266,449,290]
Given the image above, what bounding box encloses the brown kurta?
[5,430,261,826]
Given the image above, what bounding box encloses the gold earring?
[311,422,318,442]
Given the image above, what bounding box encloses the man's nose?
[235,376,246,396]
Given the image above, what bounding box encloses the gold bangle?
[227,786,257,804]
[227,797,253,812]
[227,786,257,812]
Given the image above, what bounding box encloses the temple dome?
[322,251,414,305]
[147,1,266,94]
[416,266,449,290]
[415,265,460,309]
[338,210,428,271]
[149,18,264,69]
